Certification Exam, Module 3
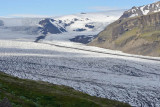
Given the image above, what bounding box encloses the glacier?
[0,40,159,107]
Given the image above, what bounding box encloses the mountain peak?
[120,1,160,19]
[131,6,137,9]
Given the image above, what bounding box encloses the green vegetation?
[115,27,160,45]
[0,72,131,107]
[140,30,160,41]
[115,27,139,46]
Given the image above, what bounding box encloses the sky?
[0,0,157,17]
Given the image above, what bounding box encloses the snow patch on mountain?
[53,11,124,32]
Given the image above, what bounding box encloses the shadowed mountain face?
[70,35,97,44]
[0,20,4,26]
[39,18,66,35]
[90,2,160,57]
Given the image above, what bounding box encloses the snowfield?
[0,39,160,107]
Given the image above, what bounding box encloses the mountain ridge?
[120,1,160,19]
[89,1,160,57]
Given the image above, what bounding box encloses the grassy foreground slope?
[0,72,130,107]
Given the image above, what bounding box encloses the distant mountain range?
[90,1,160,57]
[0,10,124,43]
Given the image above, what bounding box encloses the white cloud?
[7,14,51,18]
[89,6,124,11]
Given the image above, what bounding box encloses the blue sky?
[0,0,157,17]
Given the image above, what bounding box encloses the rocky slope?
[90,2,160,57]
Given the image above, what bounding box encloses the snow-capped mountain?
[40,11,124,43]
[0,10,124,43]
[120,1,160,19]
